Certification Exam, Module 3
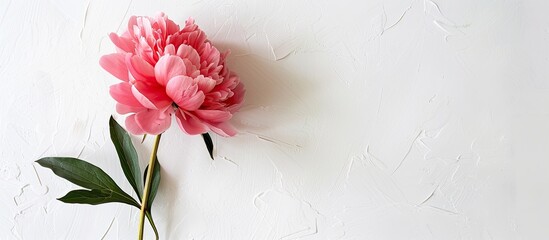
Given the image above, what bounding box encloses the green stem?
[137,134,162,240]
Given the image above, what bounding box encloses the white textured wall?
[1,0,548,239]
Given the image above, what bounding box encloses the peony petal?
[127,16,138,37]
[110,83,143,107]
[134,108,173,135]
[176,44,201,68]
[208,121,237,137]
[164,44,176,56]
[131,82,172,109]
[178,90,205,111]
[116,103,146,114]
[131,86,156,109]
[141,17,153,37]
[109,33,134,53]
[165,76,205,110]
[164,15,180,35]
[154,13,167,36]
[175,110,207,135]
[127,55,155,81]
[125,114,146,135]
[100,53,129,81]
[137,37,156,64]
[194,109,232,122]
[155,55,186,86]
[194,75,216,93]
[165,75,192,102]
[226,82,245,113]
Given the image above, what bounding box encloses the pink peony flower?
[100,13,245,136]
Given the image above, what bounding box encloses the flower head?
[100,13,245,136]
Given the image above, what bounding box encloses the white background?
[1,0,548,239]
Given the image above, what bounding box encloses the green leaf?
[109,116,143,199]
[36,157,139,208]
[202,133,214,160]
[58,189,138,206]
[143,157,161,211]
[146,211,160,240]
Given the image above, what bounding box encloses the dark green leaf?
[202,133,214,160]
[36,157,139,208]
[143,157,161,211]
[109,116,143,199]
[58,189,138,206]
[146,211,160,240]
